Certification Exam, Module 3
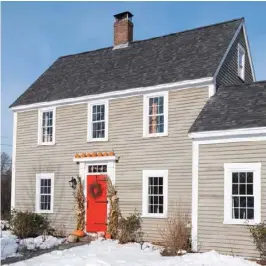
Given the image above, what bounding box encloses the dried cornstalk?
[74,176,85,230]
[107,176,121,239]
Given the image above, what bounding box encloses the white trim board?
[11,112,17,209]
[189,127,266,140]
[10,77,213,112]
[73,156,117,163]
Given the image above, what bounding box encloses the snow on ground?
[0,231,65,260]
[0,231,19,260]
[9,238,258,266]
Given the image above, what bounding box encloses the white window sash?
[87,100,109,142]
[35,173,54,214]
[142,170,168,218]
[38,107,56,145]
[238,44,245,80]
[224,163,261,225]
[143,91,168,138]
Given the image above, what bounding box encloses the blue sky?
[2,1,266,155]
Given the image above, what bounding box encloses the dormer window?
[238,44,245,81]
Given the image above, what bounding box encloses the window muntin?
[232,172,254,220]
[224,163,261,225]
[36,173,54,213]
[92,104,105,139]
[148,176,164,214]
[148,97,164,134]
[142,170,168,218]
[143,92,168,138]
[238,44,245,80]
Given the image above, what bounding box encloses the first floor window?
[88,101,108,141]
[224,163,261,225]
[36,173,54,213]
[142,170,168,218]
[38,108,56,145]
[143,92,168,137]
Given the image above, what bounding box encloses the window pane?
[233,208,239,219]
[240,208,246,219]
[159,196,163,205]
[232,173,238,183]
[149,177,153,186]
[247,184,253,195]
[159,186,163,194]
[240,184,246,195]
[232,184,238,195]
[159,178,163,186]
[148,205,154,213]
[154,186,158,195]
[240,173,246,183]
[159,205,163,214]
[247,197,254,208]
[154,177,158,185]
[240,197,246,208]
[247,209,254,219]
[247,173,253,183]
[233,197,239,208]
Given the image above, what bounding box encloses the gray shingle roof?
[189,81,266,133]
[10,18,243,107]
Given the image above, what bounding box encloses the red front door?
[86,175,107,232]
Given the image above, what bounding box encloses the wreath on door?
[89,182,103,198]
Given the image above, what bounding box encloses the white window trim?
[38,107,56,145]
[143,91,168,138]
[87,100,109,142]
[142,170,168,218]
[238,43,245,81]
[224,163,261,225]
[35,173,55,214]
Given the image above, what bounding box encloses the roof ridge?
[59,17,244,59]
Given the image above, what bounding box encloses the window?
[38,108,56,145]
[224,163,261,225]
[88,164,107,173]
[143,92,168,137]
[238,44,245,80]
[142,170,168,218]
[88,101,108,141]
[36,173,54,213]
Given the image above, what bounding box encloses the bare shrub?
[10,209,54,238]
[118,211,142,244]
[160,207,191,256]
[249,221,266,259]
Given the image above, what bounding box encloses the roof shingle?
[10,18,243,107]
[189,81,266,133]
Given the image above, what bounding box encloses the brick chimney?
[114,11,133,46]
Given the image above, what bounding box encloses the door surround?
[75,156,116,232]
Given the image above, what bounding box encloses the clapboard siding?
[216,28,254,89]
[198,141,266,257]
[15,86,208,239]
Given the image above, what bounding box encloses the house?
[10,11,265,257]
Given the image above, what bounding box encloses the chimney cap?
[114,11,133,21]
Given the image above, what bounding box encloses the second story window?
[88,100,109,141]
[143,91,168,137]
[238,43,245,81]
[38,108,56,145]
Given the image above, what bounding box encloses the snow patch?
[7,238,258,266]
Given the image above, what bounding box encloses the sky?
[1,1,266,155]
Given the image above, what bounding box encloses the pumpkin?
[102,152,108,156]
[91,152,97,157]
[109,151,115,156]
[75,153,80,158]
[97,152,103,156]
[72,229,85,237]
[86,153,91,157]
[81,153,86,158]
